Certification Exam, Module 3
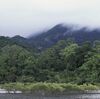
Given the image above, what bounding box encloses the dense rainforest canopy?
[0,36,99,84]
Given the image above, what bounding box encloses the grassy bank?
[0,83,100,94]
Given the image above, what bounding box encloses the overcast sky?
[0,0,100,37]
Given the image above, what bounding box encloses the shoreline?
[1,90,100,96]
[0,83,100,95]
[1,89,100,96]
[0,89,22,94]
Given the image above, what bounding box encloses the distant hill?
[0,36,34,52]
[28,24,100,50]
[11,35,29,47]
[0,24,100,51]
[0,36,14,48]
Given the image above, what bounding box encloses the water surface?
[0,93,100,99]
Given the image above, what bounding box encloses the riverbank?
[0,83,100,95]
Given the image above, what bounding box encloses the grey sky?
[0,0,100,37]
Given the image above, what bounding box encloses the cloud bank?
[0,0,100,37]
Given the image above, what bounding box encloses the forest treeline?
[0,37,100,84]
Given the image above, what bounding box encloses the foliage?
[0,83,99,93]
[0,37,99,84]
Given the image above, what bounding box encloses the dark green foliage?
[0,36,99,84]
[0,36,14,48]
[0,44,37,83]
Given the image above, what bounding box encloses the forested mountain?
[11,35,27,45]
[0,36,14,48]
[0,36,28,48]
[0,38,99,83]
[0,24,100,84]
[0,36,35,52]
[6,24,100,51]
[28,24,100,50]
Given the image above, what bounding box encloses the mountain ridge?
[0,23,100,51]
[27,24,100,50]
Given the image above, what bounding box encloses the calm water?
[0,94,100,99]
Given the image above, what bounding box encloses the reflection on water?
[0,93,100,99]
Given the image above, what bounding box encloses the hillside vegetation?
[0,36,99,84]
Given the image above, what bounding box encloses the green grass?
[0,83,99,93]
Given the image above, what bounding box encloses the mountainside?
[11,35,30,48]
[0,24,100,84]
[1,24,100,51]
[0,36,34,52]
[28,24,100,50]
[0,36,16,48]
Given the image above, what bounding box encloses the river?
[0,93,100,99]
